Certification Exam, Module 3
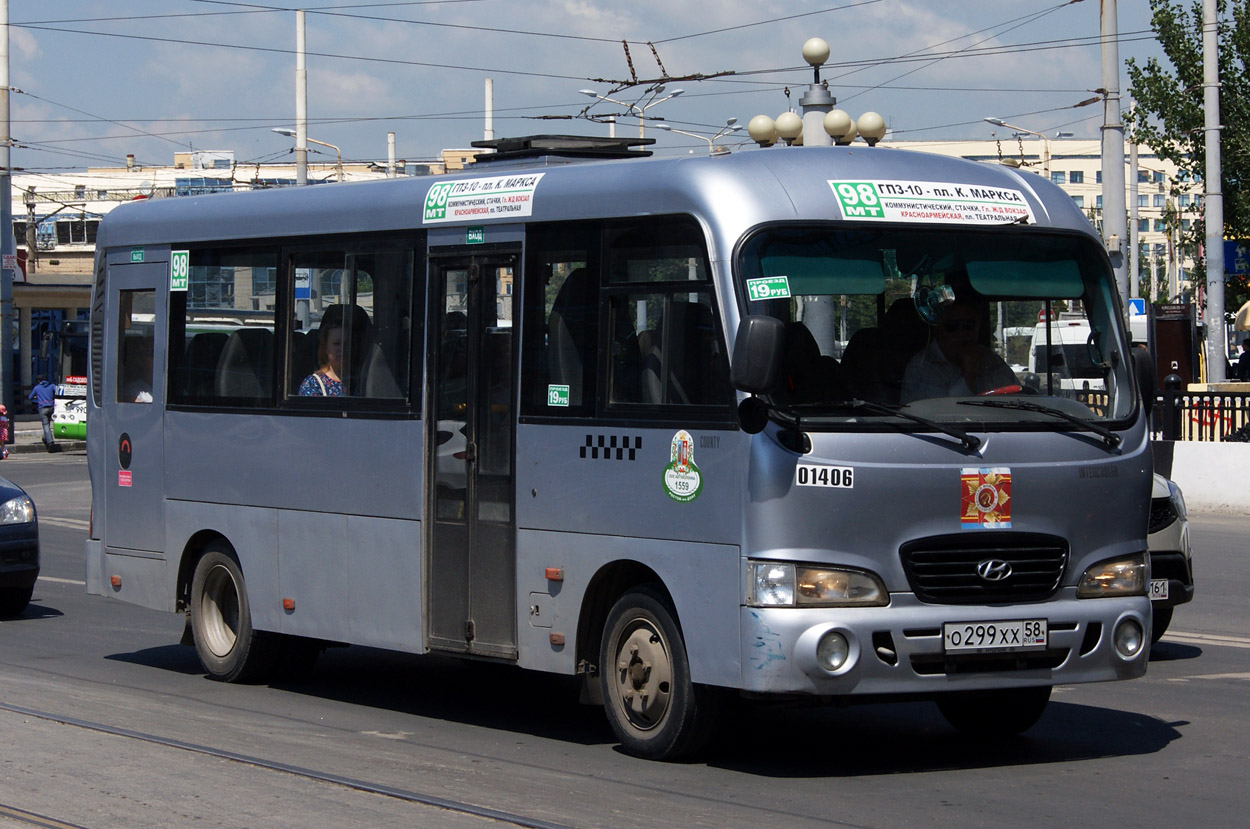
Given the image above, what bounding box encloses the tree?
[1126,0,1250,316]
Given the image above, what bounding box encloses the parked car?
[1147,474,1193,643]
[0,475,38,617]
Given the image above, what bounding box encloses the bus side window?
[116,289,155,404]
[357,249,414,400]
[546,267,593,405]
[603,216,732,411]
[287,248,413,402]
[521,226,596,417]
[627,293,728,407]
[168,247,279,407]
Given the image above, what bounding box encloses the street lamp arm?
[983,117,1050,176]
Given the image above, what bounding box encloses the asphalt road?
[1,453,1247,828]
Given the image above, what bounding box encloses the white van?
[1025,313,1107,392]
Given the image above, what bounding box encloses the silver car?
[1147,474,1194,643]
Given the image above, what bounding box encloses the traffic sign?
[1225,240,1250,275]
[1128,297,1146,316]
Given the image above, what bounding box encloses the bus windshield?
[736,225,1133,426]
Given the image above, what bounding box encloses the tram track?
[0,700,573,829]
[0,802,89,829]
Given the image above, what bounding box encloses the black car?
[0,475,38,617]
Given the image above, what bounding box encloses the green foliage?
[1126,0,1250,315]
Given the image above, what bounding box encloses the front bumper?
[0,526,40,589]
[740,589,1150,695]
[1149,550,1195,609]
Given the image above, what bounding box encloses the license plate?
[1149,578,1169,601]
[943,619,1048,653]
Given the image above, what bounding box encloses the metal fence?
[1154,390,1250,442]
[1071,389,1250,442]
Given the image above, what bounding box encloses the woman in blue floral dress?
[299,322,345,396]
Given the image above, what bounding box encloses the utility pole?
[1,0,15,410]
[295,9,308,186]
[484,78,494,142]
[1100,0,1129,312]
[798,38,837,351]
[1129,99,1140,298]
[1202,0,1226,381]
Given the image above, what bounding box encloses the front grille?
[1148,497,1178,534]
[900,533,1068,604]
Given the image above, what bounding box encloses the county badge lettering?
[961,467,1011,529]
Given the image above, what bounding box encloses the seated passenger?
[299,320,345,396]
[901,294,1017,402]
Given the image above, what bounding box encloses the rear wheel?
[190,544,279,683]
[0,585,33,617]
[936,685,1051,738]
[1151,606,1174,644]
[599,586,719,761]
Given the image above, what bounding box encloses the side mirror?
[731,315,785,394]
[1132,346,1156,417]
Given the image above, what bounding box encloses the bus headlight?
[748,561,888,607]
[1077,553,1147,598]
[0,495,34,525]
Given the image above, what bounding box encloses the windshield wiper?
[958,398,1121,449]
[827,398,982,452]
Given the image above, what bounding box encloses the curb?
[6,428,86,456]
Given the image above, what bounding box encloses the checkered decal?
[580,434,641,461]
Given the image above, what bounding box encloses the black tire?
[936,685,1051,738]
[0,585,33,617]
[190,544,279,683]
[1151,606,1174,644]
[599,585,719,761]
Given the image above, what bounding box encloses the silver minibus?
[85,136,1153,760]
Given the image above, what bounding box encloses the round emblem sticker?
[663,430,702,503]
[118,433,132,470]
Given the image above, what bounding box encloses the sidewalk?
[5,413,86,456]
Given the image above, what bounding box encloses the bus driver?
[901,292,1018,402]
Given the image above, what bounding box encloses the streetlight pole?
[1202,0,1226,381]
[984,117,1051,176]
[655,120,741,155]
[272,128,342,182]
[579,86,684,139]
[1100,0,1130,313]
[294,9,307,186]
[0,0,13,410]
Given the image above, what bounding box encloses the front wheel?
[190,544,279,683]
[936,685,1051,738]
[1151,606,1174,644]
[599,586,719,761]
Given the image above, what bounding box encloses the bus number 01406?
[795,464,853,488]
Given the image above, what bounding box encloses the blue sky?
[8,1,1170,172]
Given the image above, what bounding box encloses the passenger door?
[427,251,518,657]
[102,261,167,554]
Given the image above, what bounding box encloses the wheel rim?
[200,563,241,658]
[611,615,675,732]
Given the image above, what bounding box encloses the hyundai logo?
[976,559,1013,582]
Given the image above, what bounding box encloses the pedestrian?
[28,375,57,452]
[0,404,9,460]
[1237,338,1250,382]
